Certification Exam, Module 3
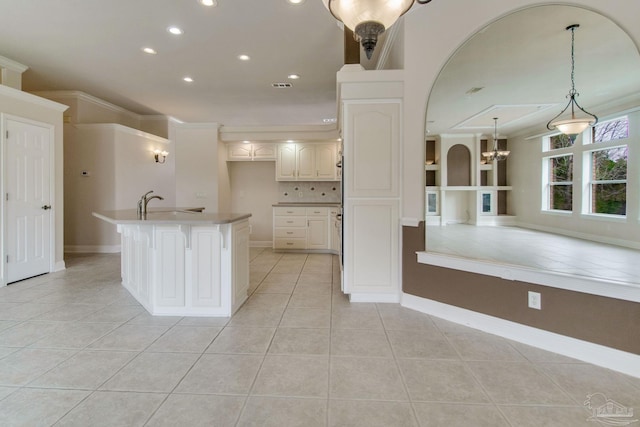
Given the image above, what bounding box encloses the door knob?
[42,205,52,210]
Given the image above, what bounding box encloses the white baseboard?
[350,292,400,303]
[401,293,640,379]
[53,261,66,272]
[64,245,121,254]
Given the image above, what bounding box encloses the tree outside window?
[590,146,627,215]
[549,154,573,211]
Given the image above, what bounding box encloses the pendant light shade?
[482,118,510,162]
[546,24,598,139]
[323,0,433,60]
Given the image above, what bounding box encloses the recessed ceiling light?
[142,47,157,55]
[168,26,184,35]
[238,54,250,61]
[242,140,250,144]
[183,77,194,83]
[288,74,300,80]
[323,118,337,123]
[199,0,217,6]
[288,0,305,4]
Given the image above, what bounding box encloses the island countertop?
[93,208,251,225]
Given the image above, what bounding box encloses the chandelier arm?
[571,97,599,125]
[416,0,433,4]
[546,98,573,131]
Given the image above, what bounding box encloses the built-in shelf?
[479,164,493,170]
[426,186,513,191]
[425,164,440,171]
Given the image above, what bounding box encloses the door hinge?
[5,193,8,201]
[5,255,8,263]
[5,130,8,139]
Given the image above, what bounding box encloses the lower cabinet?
[273,206,336,252]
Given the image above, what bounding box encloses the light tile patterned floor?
[0,250,638,426]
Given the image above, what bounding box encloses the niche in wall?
[447,144,471,186]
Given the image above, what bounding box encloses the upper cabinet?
[227,142,276,161]
[276,142,338,181]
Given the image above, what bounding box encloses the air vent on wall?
[272,82,293,88]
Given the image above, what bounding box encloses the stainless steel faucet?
[137,191,164,217]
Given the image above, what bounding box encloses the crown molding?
[74,123,169,143]
[0,84,68,112]
[0,55,28,73]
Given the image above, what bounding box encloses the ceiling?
[0,0,351,126]
[1,3,638,134]
[426,5,640,138]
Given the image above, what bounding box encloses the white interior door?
[4,117,53,283]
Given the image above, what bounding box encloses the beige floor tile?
[280,307,331,328]
[126,312,182,326]
[447,333,526,361]
[387,330,459,359]
[0,302,60,321]
[499,405,593,427]
[146,394,245,427]
[0,386,18,400]
[508,341,583,363]
[0,321,61,347]
[237,396,327,427]
[175,354,262,394]
[56,390,166,427]
[398,359,489,403]
[413,403,509,427]
[29,322,119,349]
[0,348,75,386]
[252,355,329,398]
[329,357,407,400]
[330,329,393,358]
[255,281,296,294]
[176,316,229,327]
[329,400,418,427]
[538,363,640,408]
[377,305,438,331]
[33,303,104,322]
[288,292,332,309]
[261,273,300,285]
[468,361,575,405]
[77,305,145,323]
[0,320,18,333]
[269,328,330,355]
[331,307,383,330]
[145,326,221,353]
[87,324,170,351]
[228,307,284,328]
[244,293,291,309]
[207,327,276,354]
[29,350,137,390]
[101,352,199,392]
[0,388,89,427]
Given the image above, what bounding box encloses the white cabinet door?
[227,143,253,160]
[297,144,316,180]
[315,143,337,180]
[276,144,297,180]
[232,220,250,311]
[307,217,328,249]
[252,143,276,160]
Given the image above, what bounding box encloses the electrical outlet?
[298,192,303,197]
[528,291,541,310]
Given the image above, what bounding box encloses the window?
[588,146,627,215]
[549,133,573,150]
[548,154,573,211]
[592,117,629,143]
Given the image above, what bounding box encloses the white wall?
[172,123,220,213]
[229,162,279,245]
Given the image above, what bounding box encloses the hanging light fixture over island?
[322,0,434,60]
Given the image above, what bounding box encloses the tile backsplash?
[278,181,341,203]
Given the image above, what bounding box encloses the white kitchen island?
[93,209,251,317]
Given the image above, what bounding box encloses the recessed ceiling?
[0,0,350,126]
[426,5,640,137]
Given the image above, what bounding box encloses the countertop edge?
[93,210,251,225]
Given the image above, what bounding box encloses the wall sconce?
[153,149,169,163]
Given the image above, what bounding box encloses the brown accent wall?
[403,223,640,355]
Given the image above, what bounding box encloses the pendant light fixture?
[322,0,433,60]
[482,118,510,162]
[546,24,598,139]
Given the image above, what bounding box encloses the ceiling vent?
[272,82,293,88]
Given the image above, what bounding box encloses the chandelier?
[323,0,433,60]
[546,24,598,139]
[482,118,510,162]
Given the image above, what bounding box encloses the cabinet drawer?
[306,207,329,216]
[274,217,306,227]
[274,207,306,216]
[274,228,306,238]
[274,238,306,249]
